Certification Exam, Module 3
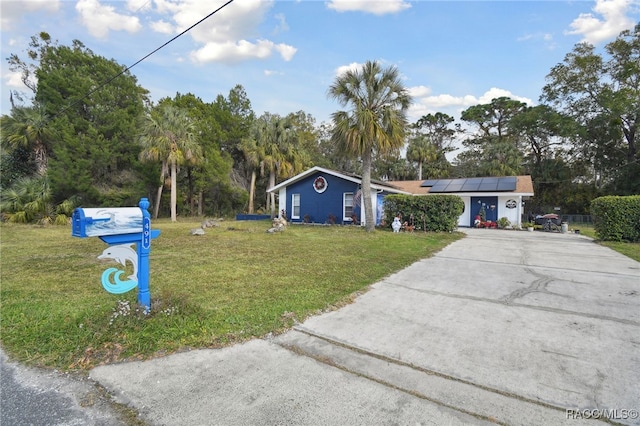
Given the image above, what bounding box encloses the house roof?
[269,167,534,196]
[515,176,534,194]
[387,180,432,195]
[389,175,534,195]
[267,166,411,194]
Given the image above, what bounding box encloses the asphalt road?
[0,348,130,426]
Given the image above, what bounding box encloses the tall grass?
[0,220,462,370]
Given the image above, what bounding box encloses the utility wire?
[51,0,235,120]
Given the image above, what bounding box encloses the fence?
[560,215,592,224]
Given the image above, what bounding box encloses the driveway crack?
[500,268,568,304]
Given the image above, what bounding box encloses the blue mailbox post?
[72,198,160,312]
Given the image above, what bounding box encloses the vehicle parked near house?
[535,213,561,226]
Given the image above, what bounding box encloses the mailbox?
[72,207,143,237]
[71,198,159,312]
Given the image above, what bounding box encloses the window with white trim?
[343,192,354,220]
[291,193,300,219]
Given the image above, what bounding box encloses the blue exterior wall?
[471,196,499,223]
[236,214,271,221]
[286,172,361,224]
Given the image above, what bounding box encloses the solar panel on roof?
[426,176,518,193]
[461,180,481,191]
[429,184,448,192]
[496,177,517,191]
[429,180,452,192]
[479,182,497,191]
[446,183,464,192]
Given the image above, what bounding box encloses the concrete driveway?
[91,229,640,425]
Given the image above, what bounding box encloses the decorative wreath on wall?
[313,176,328,193]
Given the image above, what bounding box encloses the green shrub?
[591,195,640,242]
[0,176,74,225]
[383,194,464,232]
[497,217,511,229]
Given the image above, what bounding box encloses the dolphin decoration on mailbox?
[98,244,139,294]
[72,198,160,312]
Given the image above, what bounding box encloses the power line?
[51,0,235,120]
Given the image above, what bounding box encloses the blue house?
[267,166,409,225]
[268,167,534,228]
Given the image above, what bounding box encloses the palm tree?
[254,114,306,217]
[328,60,411,231]
[138,105,202,221]
[0,175,71,225]
[239,135,262,214]
[0,105,53,176]
[406,134,437,180]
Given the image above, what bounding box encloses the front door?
[471,196,498,224]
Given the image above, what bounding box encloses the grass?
[0,219,462,371]
[571,223,640,262]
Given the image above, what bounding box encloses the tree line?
[1,26,638,225]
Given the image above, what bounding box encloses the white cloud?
[190,39,296,64]
[408,85,432,98]
[413,87,532,109]
[275,44,297,61]
[477,88,533,105]
[0,0,60,31]
[408,87,533,121]
[517,32,557,50]
[3,70,28,89]
[148,0,296,64]
[273,13,289,34]
[126,0,152,13]
[334,62,364,77]
[327,0,411,15]
[150,19,174,35]
[151,0,175,15]
[334,60,401,78]
[565,0,637,44]
[517,32,554,43]
[264,69,284,76]
[76,0,142,39]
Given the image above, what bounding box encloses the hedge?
[590,195,640,242]
[382,194,464,232]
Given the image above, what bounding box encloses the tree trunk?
[268,171,276,218]
[154,161,167,219]
[198,191,203,216]
[362,147,375,232]
[187,167,194,215]
[248,170,257,214]
[170,159,177,222]
[34,143,48,176]
[418,160,423,181]
[153,185,163,219]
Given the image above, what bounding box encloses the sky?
[1,0,639,130]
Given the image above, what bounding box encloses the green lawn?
[572,224,640,262]
[0,220,462,370]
